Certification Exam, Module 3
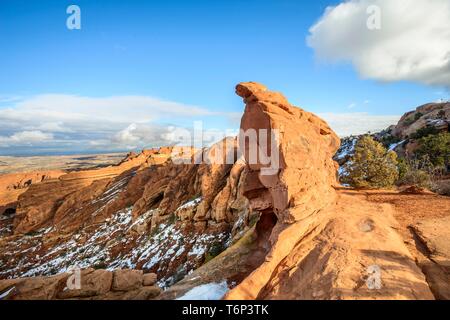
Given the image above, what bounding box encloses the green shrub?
[341,135,399,188]
[204,241,224,264]
[403,117,415,126]
[381,135,401,149]
[398,169,432,189]
[396,157,446,191]
[411,126,439,140]
[167,213,177,225]
[416,132,450,168]
[397,157,409,180]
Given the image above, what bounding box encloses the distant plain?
[0,153,126,174]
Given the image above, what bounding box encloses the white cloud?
[319,112,400,137]
[0,130,54,146]
[0,94,235,153]
[35,122,74,133]
[307,0,450,87]
[7,94,215,124]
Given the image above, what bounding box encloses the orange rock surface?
[224,82,434,300]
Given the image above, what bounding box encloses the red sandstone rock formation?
[11,148,173,235]
[224,82,434,300]
[0,170,65,216]
[0,138,249,286]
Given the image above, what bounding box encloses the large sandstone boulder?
[411,216,450,300]
[112,269,143,291]
[143,273,157,286]
[57,269,113,299]
[0,273,68,300]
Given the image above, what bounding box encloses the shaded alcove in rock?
[2,207,16,218]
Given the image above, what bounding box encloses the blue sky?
[0,0,449,155]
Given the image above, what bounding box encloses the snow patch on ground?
[176,281,229,300]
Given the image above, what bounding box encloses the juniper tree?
[341,135,399,188]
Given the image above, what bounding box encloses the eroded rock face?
[11,149,169,235]
[0,171,65,220]
[112,269,143,291]
[411,216,450,300]
[0,138,250,287]
[237,82,340,224]
[392,102,449,139]
[225,82,434,300]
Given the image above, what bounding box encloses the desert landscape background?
[0,83,448,300]
[1,0,449,302]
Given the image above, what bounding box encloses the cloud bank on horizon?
[307,0,450,88]
[0,94,239,154]
[0,93,400,154]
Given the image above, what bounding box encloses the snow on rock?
[334,136,357,161]
[175,197,202,211]
[388,140,406,151]
[176,281,229,300]
[0,195,230,290]
[0,286,15,300]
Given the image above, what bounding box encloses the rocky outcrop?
[237,82,339,223]
[11,148,173,235]
[0,170,65,216]
[393,102,449,139]
[0,268,160,300]
[0,137,249,287]
[224,82,434,300]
